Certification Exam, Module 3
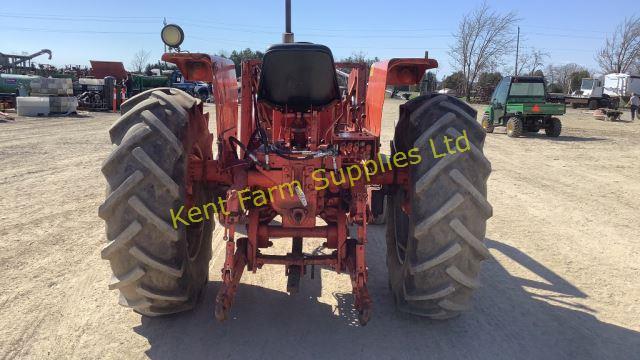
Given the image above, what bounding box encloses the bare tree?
[595,16,640,74]
[131,49,152,73]
[449,2,519,100]
[558,64,580,93]
[546,63,588,93]
[544,64,558,85]
[517,48,549,75]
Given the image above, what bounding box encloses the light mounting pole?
[283,0,294,43]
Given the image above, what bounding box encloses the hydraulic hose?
[229,136,264,166]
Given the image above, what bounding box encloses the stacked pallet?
[50,96,78,113]
[30,78,73,96]
[17,78,78,116]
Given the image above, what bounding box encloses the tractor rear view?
[98,1,492,325]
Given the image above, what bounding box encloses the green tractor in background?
[482,76,566,137]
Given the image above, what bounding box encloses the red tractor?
[99,1,492,325]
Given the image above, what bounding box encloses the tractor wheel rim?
[393,189,409,265]
[186,145,205,261]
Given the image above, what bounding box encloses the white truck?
[565,78,618,110]
[565,74,640,110]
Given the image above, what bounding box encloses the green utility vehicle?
[482,76,566,137]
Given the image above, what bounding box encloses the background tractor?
[130,70,211,101]
[99,1,492,325]
[482,76,565,137]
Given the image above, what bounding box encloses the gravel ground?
[0,101,639,359]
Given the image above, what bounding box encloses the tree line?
[215,49,379,75]
[446,3,640,100]
[442,63,593,101]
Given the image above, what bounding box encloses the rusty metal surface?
[89,60,127,80]
[365,58,438,137]
[163,53,239,167]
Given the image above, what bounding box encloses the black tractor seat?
[257,42,340,112]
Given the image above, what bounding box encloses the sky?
[1,0,636,78]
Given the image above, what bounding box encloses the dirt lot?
[1,101,639,359]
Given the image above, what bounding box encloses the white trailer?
[603,73,640,97]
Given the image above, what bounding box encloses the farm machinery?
[99,1,492,325]
[482,76,565,137]
[129,71,211,101]
[0,49,52,73]
[78,61,211,111]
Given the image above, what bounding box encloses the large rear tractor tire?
[506,117,523,138]
[545,117,562,137]
[387,94,492,319]
[99,88,215,316]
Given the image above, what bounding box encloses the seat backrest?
[258,43,340,111]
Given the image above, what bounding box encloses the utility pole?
[163,18,168,68]
[163,17,168,54]
[514,26,520,76]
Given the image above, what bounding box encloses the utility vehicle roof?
[510,76,544,83]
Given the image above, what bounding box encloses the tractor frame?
[163,52,437,324]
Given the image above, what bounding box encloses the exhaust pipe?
[282,0,294,43]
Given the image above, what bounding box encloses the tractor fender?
[365,58,438,137]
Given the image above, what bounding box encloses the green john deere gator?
[482,76,566,137]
